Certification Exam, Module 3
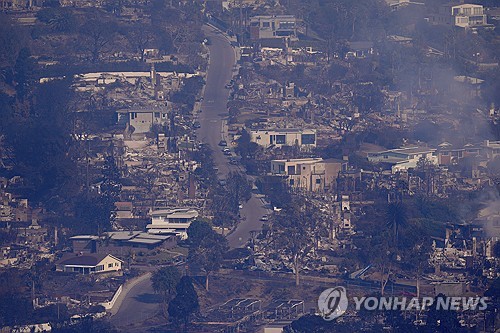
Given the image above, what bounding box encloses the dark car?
[193,121,201,129]
[218,140,227,146]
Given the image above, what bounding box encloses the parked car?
[218,140,227,146]
[193,121,201,129]
[260,215,269,222]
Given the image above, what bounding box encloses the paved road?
[109,273,160,330]
[197,24,235,177]
[198,25,268,249]
[109,25,268,330]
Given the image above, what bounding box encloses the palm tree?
[385,202,407,247]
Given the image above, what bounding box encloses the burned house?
[117,107,169,135]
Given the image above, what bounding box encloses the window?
[442,151,449,156]
[287,165,296,175]
[290,179,295,186]
[131,112,137,120]
[301,133,316,145]
[279,21,295,30]
[108,263,113,268]
[154,112,160,118]
[262,21,270,28]
[115,263,119,267]
[315,179,321,184]
[162,113,167,118]
[276,135,286,144]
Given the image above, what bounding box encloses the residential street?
[110,24,268,329]
[109,273,159,330]
[198,24,268,249]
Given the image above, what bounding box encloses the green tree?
[13,47,35,100]
[151,266,181,299]
[385,202,408,247]
[187,221,228,290]
[4,78,78,203]
[186,220,213,245]
[168,276,199,327]
[37,8,76,33]
[235,129,260,174]
[0,14,27,69]
[151,266,181,318]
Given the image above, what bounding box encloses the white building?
[482,140,500,160]
[271,158,347,191]
[146,208,199,239]
[367,146,437,173]
[55,254,123,275]
[117,108,169,134]
[250,129,316,149]
[430,3,488,29]
[249,15,298,40]
[451,4,488,28]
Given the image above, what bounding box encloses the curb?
[109,272,152,316]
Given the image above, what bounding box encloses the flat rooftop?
[272,158,322,163]
[69,235,99,241]
[117,108,166,113]
[127,238,162,245]
[151,208,199,219]
[369,146,436,156]
[251,128,316,134]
